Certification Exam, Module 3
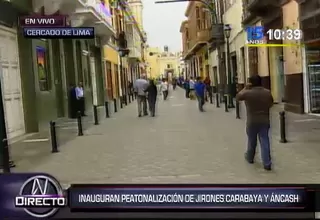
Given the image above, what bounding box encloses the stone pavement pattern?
[13,88,320,185]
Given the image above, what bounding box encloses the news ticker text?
[23,28,94,39]
[19,16,94,39]
[14,183,320,218]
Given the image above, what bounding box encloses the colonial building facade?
[180,0,320,115]
[242,0,303,113]
[180,1,212,80]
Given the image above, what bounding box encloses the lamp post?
[224,24,234,108]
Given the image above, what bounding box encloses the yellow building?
[104,45,120,100]
[157,51,181,80]
[145,46,181,79]
[103,0,145,107]
[145,47,161,78]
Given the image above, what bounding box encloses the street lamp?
[224,24,234,108]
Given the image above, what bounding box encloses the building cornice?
[185,1,195,17]
[180,20,188,32]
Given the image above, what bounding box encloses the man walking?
[236,75,274,171]
[194,77,206,112]
[145,79,158,117]
[160,78,169,100]
[134,75,148,117]
[75,82,86,116]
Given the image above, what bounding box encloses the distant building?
[145,46,182,79]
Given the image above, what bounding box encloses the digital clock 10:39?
[266,29,303,41]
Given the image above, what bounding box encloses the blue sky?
[142,0,188,52]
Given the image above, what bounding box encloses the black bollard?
[77,111,83,136]
[224,95,228,112]
[236,101,240,119]
[105,101,110,118]
[128,94,131,103]
[114,98,117,112]
[209,93,213,104]
[120,97,123,108]
[50,121,58,153]
[93,105,99,125]
[2,138,10,173]
[279,111,287,143]
[216,93,220,108]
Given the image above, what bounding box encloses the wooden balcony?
[196,29,210,42]
[242,8,256,25]
[211,24,224,44]
[245,0,280,15]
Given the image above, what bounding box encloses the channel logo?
[15,175,66,218]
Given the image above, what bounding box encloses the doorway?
[213,66,218,93]
[51,39,64,117]
[0,25,25,138]
[268,47,284,103]
[306,48,320,113]
[230,52,237,97]
[106,61,113,100]
[240,47,246,85]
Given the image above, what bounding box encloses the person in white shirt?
[75,82,86,116]
[133,75,149,117]
[160,78,169,100]
[189,77,196,100]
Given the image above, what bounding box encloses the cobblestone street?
[13,88,320,186]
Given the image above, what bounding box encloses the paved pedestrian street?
[13,88,320,186]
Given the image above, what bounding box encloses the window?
[36,45,50,91]
[201,8,207,29]
[167,64,171,69]
[196,6,201,30]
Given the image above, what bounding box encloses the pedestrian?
[160,78,169,100]
[133,74,148,117]
[184,78,190,98]
[145,79,158,117]
[204,76,211,102]
[172,77,177,90]
[189,77,196,100]
[194,76,206,112]
[75,82,86,116]
[236,75,274,171]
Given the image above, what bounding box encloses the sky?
[142,0,188,52]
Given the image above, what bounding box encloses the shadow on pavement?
[6,107,106,172]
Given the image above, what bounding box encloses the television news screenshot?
[0,0,320,219]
